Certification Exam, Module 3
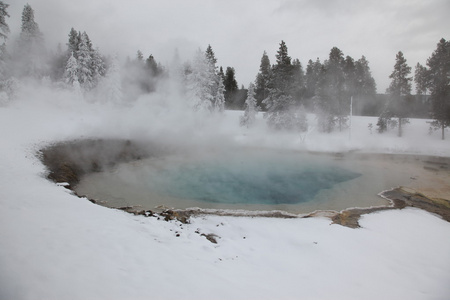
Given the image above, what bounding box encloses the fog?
[2,1,449,213]
[7,0,450,92]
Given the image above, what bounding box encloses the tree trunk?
[398,118,402,137]
[442,124,445,140]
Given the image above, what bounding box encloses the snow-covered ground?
[1,85,450,300]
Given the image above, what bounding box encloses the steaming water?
[75,149,417,214]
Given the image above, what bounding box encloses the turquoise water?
[74,149,411,212]
[140,151,361,205]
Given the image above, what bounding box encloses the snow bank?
[1,86,450,300]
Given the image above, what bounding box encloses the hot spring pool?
[75,149,424,214]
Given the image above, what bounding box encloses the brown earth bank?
[39,139,165,188]
[330,189,450,228]
[39,139,450,228]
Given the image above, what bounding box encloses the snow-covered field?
[1,85,450,300]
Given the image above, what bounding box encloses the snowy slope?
[1,86,450,300]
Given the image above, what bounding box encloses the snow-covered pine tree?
[64,52,78,85]
[354,56,376,97]
[67,28,79,59]
[315,47,346,132]
[414,63,428,96]
[17,4,45,78]
[205,44,217,67]
[205,44,219,104]
[19,4,42,48]
[214,76,225,113]
[0,1,9,81]
[76,32,94,90]
[255,51,271,109]
[305,58,322,100]
[91,47,105,85]
[63,52,82,98]
[240,82,258,127]
[185,49,216,112]
[263,41,297,130]
[146,54,159,76]
[426,38,450,140]
[223,66,238,107]
[378,51,412,136]
[218,66,225,81]
[0,1,8,41]
[136,50,144,62]
[291,58,305,102]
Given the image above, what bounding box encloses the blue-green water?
[141,151,361,205]
[74,149,408,212]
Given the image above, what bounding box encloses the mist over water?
[146,151,360,205]
[75,149,403,213]
[5,3,449,218]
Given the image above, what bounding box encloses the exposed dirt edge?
[330,187,450,228]
[38,139,154,187]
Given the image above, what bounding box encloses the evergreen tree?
[255,51,271,109]
[140,54,164,92]
[63,52,82,98]
[62,29,105,90]
[240,82,258,127]
[214,76,225,113]
[353,56,377,115]
[64,52,79,85]
[185,49,215,112]
[16,4,46,78]
[76,32,94,89]
[205,44,217,66]
[91,47,106,83]
[305,58,322,102]
[354,56,376,97]
[67,28,79,58]
[218,66,225,81]
[136,50,144,62]
[414,63,429,96]
[263,41,294,129]
[414,63,430,118]
[343,55,356,98]
[315,47,346,132]
[291,58,305,104]
[19,4,42,47]
[276,40,291,65]
[378,51,412,136]
[146,54,159,75]
[263,41,306,130]
[205,44,219,102]
[223,66,238,107]
[0,1,8,41]
[426,38,450,140]
[0,1,9,80]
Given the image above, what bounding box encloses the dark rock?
[201,233,218,244]
[160,209,190,224]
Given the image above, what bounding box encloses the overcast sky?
[8,0,450,92]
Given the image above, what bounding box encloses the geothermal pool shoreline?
[39,139,450,228]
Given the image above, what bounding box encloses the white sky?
[7,0,450,92]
